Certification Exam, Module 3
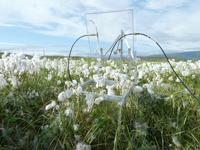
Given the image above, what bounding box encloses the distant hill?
[167,51,200,60]
[141,51,200,61]
[1,51,200,61]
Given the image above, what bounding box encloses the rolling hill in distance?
[141,51,200,61]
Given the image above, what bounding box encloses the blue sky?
[0,0,200,56]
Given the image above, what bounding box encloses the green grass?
[1,59,200,149]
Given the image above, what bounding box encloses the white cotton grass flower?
[184,88,190,94]
[57,80,61,85]
[196,108,200,115]
[76,142,91,150]
[160,83,171,90]
[65,89,73,98]
[27,90,39,98]
[0,74,8,90]
[133,86,143,94]
[138,71,144,79]
[94,96,104,105]
[73,124,79,131]
[130,75,135,80]
[176,78,180,83]
[2,51,9,58]
[97,58,101,62]
[93,75,106,88]
[58,91,67,101]
[55,105,60,110]
[64,108,74,117]
[106,85,115,96]
[181,70,190,77]
[58,89,73,102]
[41,124,49,130]
[75,86,82,96]
[80,77,84,84]
[71,80,78,87]
[135,122,148,136]
[168,76,173,81]
[45,101,56,111]
[172,135,182,148]
[105,66,112,74]
[169,121,176,128]
[182,101,188,108]
[85,93,94,111]
[9,76,20,88]
[65,81,71,87]
[75,135,81,142]
[143,83,154,94]
[47,74,52,81]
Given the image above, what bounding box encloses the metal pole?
[86,9,133,15]
[89,20,101,58]
[85,15,92,57]
[131,9,135,60]
[120,30,124,60]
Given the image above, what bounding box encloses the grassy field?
[0,53,200,149]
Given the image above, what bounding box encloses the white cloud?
[0,0,200,54]
[0,0,133,37]
[134,0,200,52]
[145,0,190,10]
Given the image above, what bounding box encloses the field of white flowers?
[1,52,200,149]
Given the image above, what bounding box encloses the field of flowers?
[1,52,200,149]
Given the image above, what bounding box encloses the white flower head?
[135,122,148,136]
[172,135,182,148]
[9,76,20,88]
[75,86,82,96]
[93,75,106,88]
[73,124,79,131]
[65,89,73,98]
[65,108,74,117]
[47,74,52,81]
[76,142,91,150]
[80,77,84,84]
[106,85,115,96]
[71,80,78,87]
[176,78,180,83]
[94,96,104,105]
[65,81,71,87]
[45,101,56,111]
[85,93,95,111]
[58,91,66,102]
[57,80,61,85]
[133,86,143,94]
[0,74,8,90]
[58,89,73,102]
[168,76,173,81]
[143,83,154,94]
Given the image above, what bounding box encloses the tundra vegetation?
[0,53,200,149]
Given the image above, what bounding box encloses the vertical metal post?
[100,48,103,59]
[85,15,92,57]
[131,9,135,60]
[120,30,124,60]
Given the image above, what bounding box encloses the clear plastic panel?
[85,9,134,60]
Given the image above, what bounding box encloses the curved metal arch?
[108,32,199,103]
[67,34,97,81]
